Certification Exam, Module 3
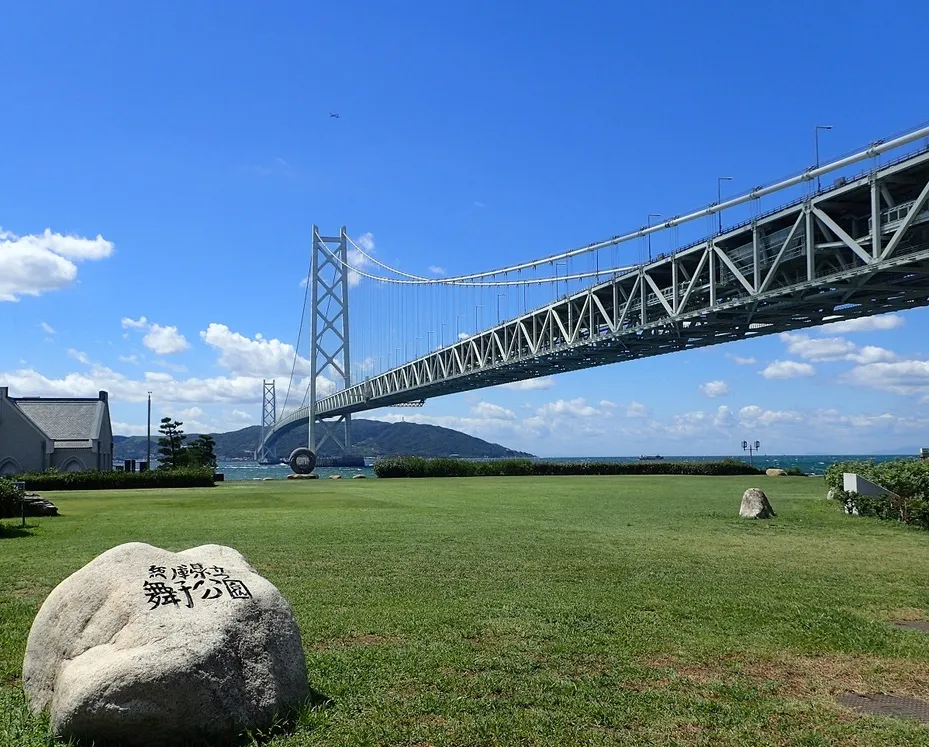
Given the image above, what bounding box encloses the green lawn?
[3,476,929,745]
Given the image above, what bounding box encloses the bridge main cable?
[345,123,929,281]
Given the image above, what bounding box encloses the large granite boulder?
[740,488,776,519]
[23,542,309,746]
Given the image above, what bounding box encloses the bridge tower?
[257,379,276,462]
[308,226,352,458]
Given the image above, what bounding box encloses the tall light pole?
[555,261,567,297]
[742,439,761,468]
[815,125,832,191]
[647,213,661,260]
[146,391,152,469]
[717,177,734,233]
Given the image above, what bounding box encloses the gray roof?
[54,439,93,449]
[13,400,106,442]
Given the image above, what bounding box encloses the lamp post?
[742,439,761,467]
[146,391,152,470]
[717,177,734,233]
[647,213,661,261]
[555,261,567,297]
[815,125,832,191]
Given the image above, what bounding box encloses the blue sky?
[2,1,929,456]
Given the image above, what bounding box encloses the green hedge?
[373,457,763,478]
[0,476,24,518]
[825,458,929,530]
[824,459,929,498]
[19,468,215,491]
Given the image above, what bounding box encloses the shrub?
[0,476,24,518]
[826,458,929,531]
[825,459,929,500]
[19,468,215,491]
[373,458,763,478]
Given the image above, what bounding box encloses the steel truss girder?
[264,148,929,437]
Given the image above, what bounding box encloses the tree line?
[157,417,217,470]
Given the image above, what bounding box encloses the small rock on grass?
[740,488,776,519]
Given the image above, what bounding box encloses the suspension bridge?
[258,124,929,465]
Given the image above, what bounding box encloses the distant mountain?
[113,419,532,461]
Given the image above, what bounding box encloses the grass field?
[3,476,929,745]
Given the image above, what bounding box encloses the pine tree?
[157,418,186,469]
[187,435,217,469]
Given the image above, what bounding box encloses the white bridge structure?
[258,124,929,461]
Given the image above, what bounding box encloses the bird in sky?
[329,112,340,119]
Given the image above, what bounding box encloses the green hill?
[113,419,532,461]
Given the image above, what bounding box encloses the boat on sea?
[638,455,664,461]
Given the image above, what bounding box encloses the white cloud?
[143,324,190,355]
[727,354,757,365]
[739,405,805,427]
[118,354,139,365]
[626,401,649,418]
[819,314,905,334]
[760,360,816,379]
[471,401,517,421]
[473,201,486,209]
[779,332,896,364]
[2,363,264,406]
[40,322,56,335]
[157,360,188,373]
[699,380,729,398]
[176,406,204,419]
[599,399,616,408]
[522,398,608,440]
[67,349,90,365]
[667,410,710,436]
[458,332,471,340]
[121,316,148,329]
[532,398,602,418]
[851,346,898,365]
[200,323,310,377]
[713,405,736,428]
[111,421,149,437]
[428,265,446,276]
[781,333,855,361]
[230,409,253,422]
[842,359,929,397]
[0,226,114,301]
[498,377,555,391]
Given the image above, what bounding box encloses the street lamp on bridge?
[717,177,734,233]
[815,125,833,191]
[647,213,661,261]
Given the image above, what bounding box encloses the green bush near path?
[4,476,929,745]
[374,456,764,478]
[17,467,215,492]
[825,458,929,531]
